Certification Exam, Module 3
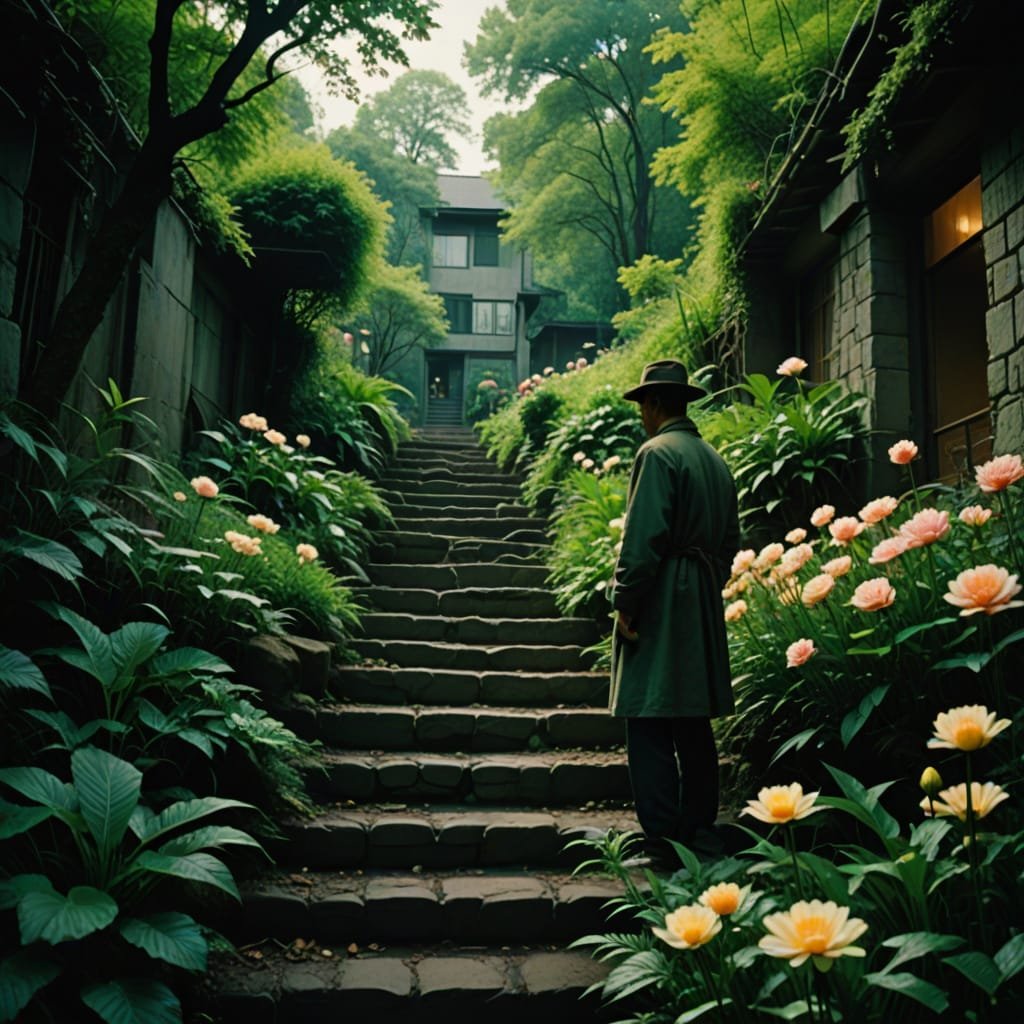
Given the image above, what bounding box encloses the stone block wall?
[981,120,1024,455]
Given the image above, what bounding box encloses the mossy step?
[369,536,547,566]
[378,478,521,497]
[350,639,597,672]
[360,586,561,618]
[389,503,530,521]
[387,517,546,540]
[358,612,600,646]
[366,563,550,589]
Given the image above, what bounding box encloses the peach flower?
[821,555,852,578]
[888,439,919,465]
[295,434,311,449]
[777,356,808,376]
[731,549,756,576]
[742,783,821,824]
[943,564,1022,616]
[975,453,1024,493]
[652,905,721,950]
[899,508,950,549]
[699,883,745,916]
[173,491,187,503]
[724,600,748,622]
[810,505,835,528]
[829,516,864,545]
[755,542,785,570]
[759,900,868,969]
[786,638,816,668]
[247,514,280,535]
[190,476,219,499]
[224,530,261,556]
[850,577,896,612]
[581,458,595,470]
[785,527,807,545]
[572,451,586,464]
[958,505,992,527]
[779,543,814,577]
[264,429,287,447]
[296,543,319,564]
[602,455,622,471]
[859,496,898,525]
[920,781,1008,822]
[929,704,1011,752]
[238,412,268,432]
[869,536,908,564]
[801,573,835,607]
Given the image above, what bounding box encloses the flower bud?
[919,766,943,798]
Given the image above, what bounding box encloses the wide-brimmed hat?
[622,359,707,403]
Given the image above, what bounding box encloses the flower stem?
[998,491,1020,570]
[695,948,725,1018]
[963,753,988,953]
[784,826,806,901]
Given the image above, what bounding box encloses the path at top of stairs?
[197,427,639,1023]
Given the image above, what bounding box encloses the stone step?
[370,535,547,566]
[366,563,550,589]
[352,640,597,672]
[201,945,616,1024]
[273,805,638,870]
[390,456,497,472]
[390,502,531,520]
[308,749,629,803]
[228,868,628,946]
[361,586,561,618]
[389,517,547,541]
[358,613,601,646]
[292,705,623,753]
[383,468,526,486]
[383,490,521,511]
[379,478,521,497]
[330,666,608,708]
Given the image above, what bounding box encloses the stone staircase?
[199,428,638,1022]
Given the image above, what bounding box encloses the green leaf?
[134,851,240,900]
[601,949,665,1002]
[769,727,821,767]
[943,951,1002,995]
[754,1001,810,1020]
[80,978,181,1024]
[845,645,892,657]
[18,884,118,944]
[864,970,949,1012]
[148,647,231,676]
[0,874,52,910]
[823,763,900,839]
[930,651,991,674]
[992,626,1024,658]
[0,766,78,813]
[894,617,957,645]
[3,532,82,581]
[840,685,888,748]
[158,824,263,857]
[879,932,964,973]
[995,933,1024,982]
[131,796,253,844]
[109,622,170,682]
[0,798,54,838]
[676,998,732,1022]
[39,604,115,685]
[0,646,51,698]
[0,950,61,1021]
[119,912,207,971]
[0,412,39,460]
[71,747,142,854]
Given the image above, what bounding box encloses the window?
[441,293,472,333]
[474,230,499,266]
[433,234,469,267]
[800,258,839,383]
[473,300,514,335]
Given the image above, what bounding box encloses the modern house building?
[416,174,545,427]
[737,1,1022,495]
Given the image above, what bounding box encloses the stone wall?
[981,120,1024,455]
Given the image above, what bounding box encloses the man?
[610,359,739,866]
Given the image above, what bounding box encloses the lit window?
[433,234,469,267]
[924,176,982,268]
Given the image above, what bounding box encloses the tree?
[465,0,692,316]
[345,262,448,377]
[24,0,437,416]
[351,69,471,169]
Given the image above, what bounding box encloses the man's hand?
[615,611,638,642]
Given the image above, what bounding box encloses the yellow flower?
[928,705,1011,751]
[919,767,943,798]
[699,882,744,916]
[651,905,721,950]
[919,781,1008,821]
[741,783,821,825]
[759,900,868,968]
[246,514,280,535]
[296,543,319,564]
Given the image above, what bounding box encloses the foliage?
[465,365,515,425]
[702,369,870,544]
[574,747,1024,1023]
[647,0,870,302]
[547,470,628,618]
[342,262,448,377]
[719,448,1024,794]
[230,144,389,307]
[519,388,565,455]
[466,0,694,320]
[350,69,471,170]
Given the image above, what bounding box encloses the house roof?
[436,174,505,213]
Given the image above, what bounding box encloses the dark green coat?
[609,418,739,718]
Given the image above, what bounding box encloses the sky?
[295,1,513,176]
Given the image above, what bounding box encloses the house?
[416,174,546,426]
[738,1,1022,495]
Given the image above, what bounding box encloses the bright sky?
[295,0,514,175]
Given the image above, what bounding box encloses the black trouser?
[625,716,719,852]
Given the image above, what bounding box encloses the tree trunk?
[26,136,176,419]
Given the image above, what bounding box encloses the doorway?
[425,353,465,426]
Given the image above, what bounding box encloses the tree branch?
[148,0,187,130]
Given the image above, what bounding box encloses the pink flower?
[869,536,908,564]
[543,366,555,376]
[975,453,1024,493]
[801,573,835,607]
[958,505,992,527]
[566,361,575,370]
[190,476,219,499]
[224,530,261,556]
[944,564,1023,616]
[829,516,864,545]
[238,412,268,431]
[576,357,588,369]
[478,379,498,390]
[810,505,836,528]
[295,434,311,449]
[581,458,595,470]
[786,638,816,668]
[755,543,785,570]
[264,429,287,447]
[785,527,807,545]
[296,543,319,564]
[247,514,280,535]
[777,356,808,376]
[531,373,543,384]
[343,332,354,345]
[725,599,748,622]
[850,577,896,612]
[779,543,814,577]
[731,549,756,576]
[821,556,852,578]
[899,508,950,549]
[888,440,919,465]
[859,496,898,524]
